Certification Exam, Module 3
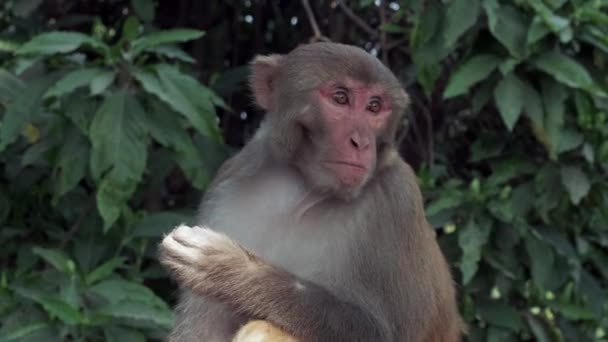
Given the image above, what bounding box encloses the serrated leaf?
[104,325,146,342]
[0,323,48,341]
[550,302,595,320]
[525,235,554,290]
[131,211,192,238]
[45,68,105,98]
[54,127,89,199]
[13,0,43,17]
[541,79,568,158]
[483,1,528,58]
[85,257,126,286]
[0,69,25,103]
[426,191,464,216]
[90,278,168,307]
[476,300,524,331]
[89,70,116,95]
[31,247,73,273]
[90,92,148,229]
[101,300,173,329]
[444,54,500,98]
[458,219,490,284]
[142,100,210,188]
[527,16,551,44]
[521,81,544,127]
[133,66,220,140]
[131,0,155,22]
[443,0,480,47]
[494,73,526,131]
[37,297,80,324]
[532,50,593,89]
[145,45,196,63]
[16,31,109,56]
[0,74,58,151]
[560,166,590,205]
[12,286,80,325]
[410,0,453,67]
[130,29,204,57]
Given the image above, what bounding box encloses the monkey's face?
[294,78,393,198]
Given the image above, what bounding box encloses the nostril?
[350,137,360,148]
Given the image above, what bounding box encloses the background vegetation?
[0,0,606,341]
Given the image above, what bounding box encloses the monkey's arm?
[160,225,388,342]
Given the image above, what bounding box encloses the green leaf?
[89,70,116,95]
[532,50,593,89]
[131,0,155,22]
[476,300,524,331]
[145,45,196,63]
[121,16,141,42]
[0,74,58,151]
[528,0,571,42]
[0,69,25,103]
[494,73,526,131]
[550,302,595,320]
[45,68,104,98]
[54,127,89,200]
[0,323,49,341]
[90,279,167,307]
[31,247,74,274]
[444,54,501,98]
[85,257,126,286]
[130,29,204,57]
[541,79,568,158]
[133,66,221,140]
[525,235,554,290]
[458,219,490,284]
[426,191,464,216]
[527,16,551,45]
[443,0,480,47]
[90,92,148,229]
[12,286,80,325]
[483,1,528,58]
[13,0,43,17]
[560,166,590,205]
[100,300,174,329]
[142,100,210,188]
[16,31,109,56]
[410,0,453,67]
[38,297,80,324]
[521,81,544,127]
[132,211,192,238]
[104,326,146,342]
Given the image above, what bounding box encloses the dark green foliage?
[0,0,606,341]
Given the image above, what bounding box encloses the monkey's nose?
[350,133,370,150]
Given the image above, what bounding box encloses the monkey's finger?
[160,231,202,265]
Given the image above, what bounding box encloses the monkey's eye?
[332,90,349,105]
[367,99,382,113]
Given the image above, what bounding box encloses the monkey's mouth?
[323,161,367,171]
[323,161,368,186]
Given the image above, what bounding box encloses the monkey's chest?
[203,174,353,283]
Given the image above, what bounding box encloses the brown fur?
[159,42,465,342]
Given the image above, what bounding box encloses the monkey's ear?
[249,54,283,111]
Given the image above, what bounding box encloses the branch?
[336,0,378,38]
[378,0,388,64]
[301,0,331,42]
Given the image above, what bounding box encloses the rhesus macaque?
[159,42,465,342]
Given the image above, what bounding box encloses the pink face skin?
[316,78,393,187]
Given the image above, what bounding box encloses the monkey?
[159,42,465,342]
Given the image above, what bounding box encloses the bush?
[0,0,606,341]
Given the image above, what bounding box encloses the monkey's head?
[250,42,409,199]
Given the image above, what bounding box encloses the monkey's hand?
[233,320,299,342]
[159,224,259,293]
